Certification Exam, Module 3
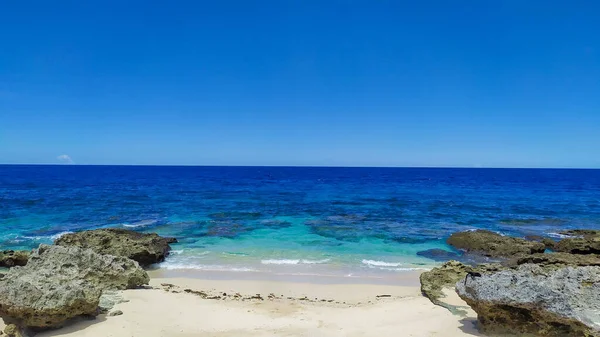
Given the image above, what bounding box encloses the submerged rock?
[416,249,462,262]
[416,248,498,265]
[447,230,545,258]
[0,244,148,329]
[55,228,177,266]
[456,264,600,337]
[0,250,29,268]
[555,230,600,255]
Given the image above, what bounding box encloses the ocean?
[1,165,599,278]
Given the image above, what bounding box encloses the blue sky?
[1,1,599,167]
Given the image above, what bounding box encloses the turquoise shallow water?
[1,165,599,277]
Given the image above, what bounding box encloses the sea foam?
[261,259,331,265]
[161,263,257,272]
[122,219,158,228]
[361,259,403,267]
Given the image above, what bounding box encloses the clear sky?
[1,1,599,168]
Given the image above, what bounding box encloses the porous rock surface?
[456,264,600,337]
[419,260,504,306]
[0,244,148,329]
[55,228,177,266]
[555,230,600,255]
[447,230,546,258]
[0,250,29,268]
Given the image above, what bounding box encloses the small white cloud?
[57,154,75,164]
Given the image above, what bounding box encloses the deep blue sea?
[1,165,599,277]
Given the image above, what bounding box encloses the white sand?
[9,272,483,337]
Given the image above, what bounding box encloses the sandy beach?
[4,271,482,337]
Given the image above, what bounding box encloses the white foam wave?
[51,231,73,240]
[20,231,74,242]
[378,267,430,272]
[261,258,331,265]
[301,258,331,264]
[465,228,506,236]
[362,259,403,267]
[123,220,157,228]
[261,259,300,265]
[169,250,210,256]
[547,232,574,239]
[161,263,257,272]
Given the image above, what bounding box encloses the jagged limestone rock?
[0,250,29,268]
[419,260,504,312]
[55,228,177,266]
[506,252,600,270]
[0,244,148,329]
[555,230,600,255]
[447,230,545,258]
[456,264,600,337]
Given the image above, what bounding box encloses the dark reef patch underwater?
[1,165,599,276]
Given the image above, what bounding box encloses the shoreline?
[28,270,480,337]
[147,267,424,287]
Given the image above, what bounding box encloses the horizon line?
[0,163,599,170]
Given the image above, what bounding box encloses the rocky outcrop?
[55,228,177,266]
[420,260,504,308]
[555,230,600,255]
[525,235,557,250]
[560,230,600,237]
[506,252,600,270]
[0,250,29,268]
[456,264,600,337]
[0,244,148,329]
[447,230,546,258]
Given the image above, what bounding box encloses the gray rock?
[108,310,123,317]
[447,230,546,258]
[419,260,504,313]
[456,264,600,336]
[3,324,26,337]
[0,244,148,329]
[55,228,177,266]
[99,290,129,313]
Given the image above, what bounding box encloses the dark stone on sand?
[447,230,545,258]
[3,324,26,337]
[55,228,177,266]
[108,310,123,317]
